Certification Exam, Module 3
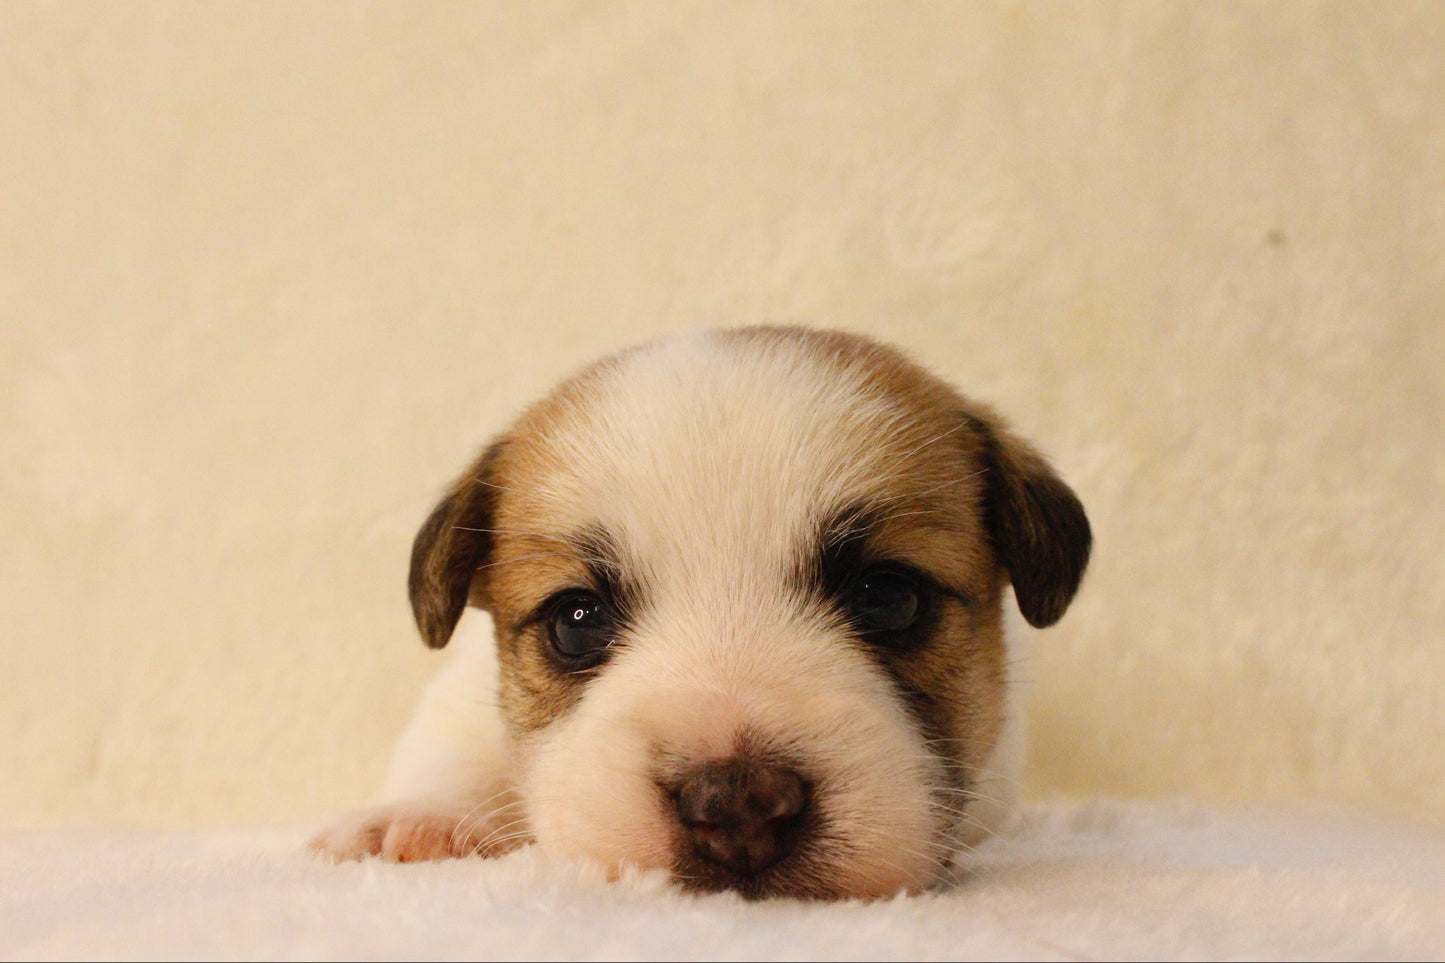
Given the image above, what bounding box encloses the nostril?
[673,759,809,877]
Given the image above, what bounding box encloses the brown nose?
[673,759,809,876]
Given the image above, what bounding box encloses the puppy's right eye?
[546,590,618,667]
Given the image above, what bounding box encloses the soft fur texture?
[313,327,1091,899]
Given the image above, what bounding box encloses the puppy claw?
[308,812,384,863]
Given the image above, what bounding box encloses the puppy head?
[409,327,1089,899]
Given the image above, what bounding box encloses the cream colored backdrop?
[3,2,1441,830]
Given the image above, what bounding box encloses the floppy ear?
[407,439,507,649]
[968,415,1092,628]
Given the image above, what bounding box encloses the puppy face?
[409,327,1089,899]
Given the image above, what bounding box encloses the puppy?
[312,326,1090,900]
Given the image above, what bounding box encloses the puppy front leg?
[311,612,530,863]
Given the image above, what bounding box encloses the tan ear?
[407,439,507,649]
[968,415,1092,628]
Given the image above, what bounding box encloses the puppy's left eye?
[848,567,922,634]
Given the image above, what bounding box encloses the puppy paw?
[309,795,531,863]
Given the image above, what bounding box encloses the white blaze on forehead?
[532,332,912,581]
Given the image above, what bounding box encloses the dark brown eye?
[848,567,922,634]
[547,590,618,666]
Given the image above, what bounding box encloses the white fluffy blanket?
[6,800,1441,961]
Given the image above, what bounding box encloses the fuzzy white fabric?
[5,801,1442,961]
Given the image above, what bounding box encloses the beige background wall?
[3,2,1441,830]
